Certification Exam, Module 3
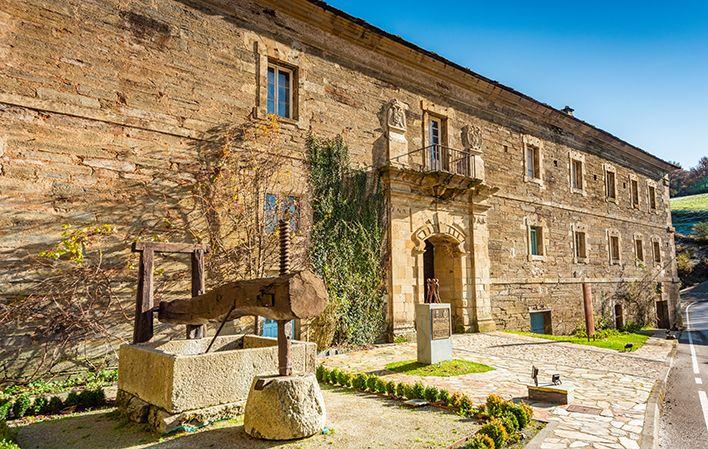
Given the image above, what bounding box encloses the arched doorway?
[422,235,464,330]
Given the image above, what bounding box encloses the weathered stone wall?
[0,0,678,378]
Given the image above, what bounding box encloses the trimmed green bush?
[78,388,106,409]
[47,396,64,414]
[352,373,368,390]
[410,382,425,400]
[477,434,495,449]
[385,380,397,396]
[459,394,474,416]
[438,389,451,405]
[448,392,463,409]
[365,375,379,392]
[11,395,31,419]
[64,391,80,407]
[501,411,519,435]
[375,377,387,394]
[423,385,439,403]
[328,368,341,385]
[335,370,349,387]
[462,435,493,449]
[478,418,508,449]
[485,394,505,417]
[315,365,327,382]
[507,403,529,429]
[30,397,49,415]
[395,382,407,398]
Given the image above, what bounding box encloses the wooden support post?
[582,283,595,340]
[187,249,206,339]
[133,248,155,343]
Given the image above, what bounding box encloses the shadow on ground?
[16,387,479,449]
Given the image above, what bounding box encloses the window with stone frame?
[523,135,543,185]
[630,178,639,209]
[529,225,544,257]
[635,237,644,263]
[264,193,278,234]
[267,62,296,119]
[570,158,584,192]
[283,195,300,233]
[648,184,657,210]
[652,239,662,264]
[526,145,540,180]
[574,230,587,262]
[608,231,621,265]
[605,166,617,201]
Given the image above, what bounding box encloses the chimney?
[562,106,575,117]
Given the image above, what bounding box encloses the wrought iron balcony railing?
[406,144,476,178]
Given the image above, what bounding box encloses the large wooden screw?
[278,219,293,376]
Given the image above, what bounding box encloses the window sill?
[571,188,586,196]
[524,177,544,188]
[574,257,588,264]
[605,197,618,205]
[529,254,546,262]
[609,260,621,266]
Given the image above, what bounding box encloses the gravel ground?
[15,385,479,449]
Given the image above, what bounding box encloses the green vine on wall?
[307,135,386,348]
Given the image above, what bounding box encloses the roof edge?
[300,0,678,172]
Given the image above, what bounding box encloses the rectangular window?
[606,170,616,200]
[635,239,644,262]
[267,64,292,118]
[653,241,661,263]
[529,226,543,256]
[429,117,441,146]
[609,235,620,264]
[571,159,583,190]
[264,193,278,234]
[649,185,657,210]
[526,146,540,180]
[631,179,639,208]
[283,196,300,233]
[574,231,587,260]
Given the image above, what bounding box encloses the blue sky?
[326,0,707,168]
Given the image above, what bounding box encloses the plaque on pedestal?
[415,303,453,364]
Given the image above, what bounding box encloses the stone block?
[118,335,317,415]
[527,383,574,405]
[415,303,453,364]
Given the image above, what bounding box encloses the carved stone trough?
[117,334,317,433]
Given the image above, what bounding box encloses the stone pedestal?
[527,383,574,405]
[244,374,326,440]
[415,303,453,364]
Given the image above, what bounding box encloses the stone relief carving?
[387,99,407,130]
[462,124,483,152]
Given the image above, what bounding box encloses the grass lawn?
[671,192,708,211]
[507,331,649,352]
[385,359,494,376]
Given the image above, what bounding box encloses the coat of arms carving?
[462,124,483,152]
[387,99,407,131]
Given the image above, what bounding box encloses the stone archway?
[421,234,465,330]
[411,220,468,332]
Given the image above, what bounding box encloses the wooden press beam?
[158,270,328,325]
[132,248,155,343]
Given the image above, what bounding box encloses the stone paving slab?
[321,332,676,449]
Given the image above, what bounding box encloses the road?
[659,281,708,449]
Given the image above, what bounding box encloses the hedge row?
[0,387,106,421]
[316,365,533,449]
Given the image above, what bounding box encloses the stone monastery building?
[0,0,679,344]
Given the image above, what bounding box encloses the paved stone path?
[322,332,675,449]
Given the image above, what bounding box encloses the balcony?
[383,145,487,200]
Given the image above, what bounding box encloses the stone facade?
[0,0,679,374]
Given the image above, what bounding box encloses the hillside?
[671,193,708,235]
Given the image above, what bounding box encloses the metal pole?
[582,282,595,340]
[278,219,293,376]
